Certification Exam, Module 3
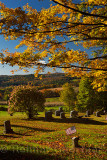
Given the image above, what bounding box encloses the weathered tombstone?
[45,111,53,121]
[59,107,63,112]
[60,112,66,119]
[70,110,78,118]
[86,110,90,117]
[104,110,106,114]
[55,110,60,116]
[100,110,105,115]
[72,137,80,148]
[55,107,63,116]
[93,111,95,115]
[4,120,13,134]
[96,111,101,117]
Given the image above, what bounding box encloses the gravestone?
[86,110,90,117]
[4,120,13,134]
[55,107,63,116]
[70,110,78,118]
[93,112,95,115]
[55,110,60,116]
[100,110,105,115]
[45,111,53,121]
[59,107,63,112]
[72,137,80,148]
[60,112,66,119]
[96,111,101,117]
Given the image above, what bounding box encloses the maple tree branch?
[74,3,107,7]
[2,26,106,42]
[35,62,107,71]
[52,0,107,19]
[89,55,107,60]
[1,54,106,72]
[50,21,107,27]
[34,55,107,71]
[24,37,107,45]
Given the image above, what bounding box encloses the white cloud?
[36,60,46,64]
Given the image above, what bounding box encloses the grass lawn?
[0,108,107,160]
[46,97,60,102]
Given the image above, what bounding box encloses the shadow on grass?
[0,132,32,137]
[12,125,55,132]
[0,107,7,111]
[74,144,102,151]
[35,117,107,125]
[0,141,64,160]
[0,124,55,135]
[0,134,21,138]
[0,151,65,160]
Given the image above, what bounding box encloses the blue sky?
[0,0,92,75]
[0,0,54,75]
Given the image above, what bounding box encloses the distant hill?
[0,73,80,88]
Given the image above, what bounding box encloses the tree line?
[0,73,79,101]
[7,77,107,119]
[0,73,79,88]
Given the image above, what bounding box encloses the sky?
[0,0,55,75]
[0,0,92,75]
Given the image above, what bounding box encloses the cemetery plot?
[0,108,107,160]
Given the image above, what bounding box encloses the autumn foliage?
[8,85,45,119]
[0,0,107,91]
[60,83,77,111]
[40,88,60,98]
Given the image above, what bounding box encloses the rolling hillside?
[0,73,80,88]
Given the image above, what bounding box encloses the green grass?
[45,105,65,112]
[0,104,8,108]
[0,111,9,116]
[0,109,107,160]
[46,97,60,102]
[45,97,65,112]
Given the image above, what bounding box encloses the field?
[0,101,107,160]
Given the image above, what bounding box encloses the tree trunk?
[27,107,33,119]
